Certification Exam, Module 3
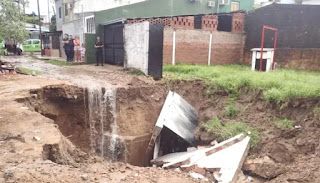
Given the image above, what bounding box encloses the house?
[54,0,148,44]
[244,3,320,70]
[55,0,254,63]
[84,0,254,63]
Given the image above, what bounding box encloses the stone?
[243,156,286,179]
[80,174,88,181]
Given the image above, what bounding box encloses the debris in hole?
[243,156,286,179]
[147,91,198,159]
[152,134,250,183]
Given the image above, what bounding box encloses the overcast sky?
[25,0,55,16]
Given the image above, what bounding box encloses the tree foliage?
[0,0,29,43]
[25,16,43,26]
[50,15,56,32]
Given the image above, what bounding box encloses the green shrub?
[18,67,43,75]
[224,103,239,118]
[202,117,260,148]
[275,118,294,129]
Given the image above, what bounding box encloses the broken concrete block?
[205,133,246,156]
[243,156,286,179]
[194,136,250,183]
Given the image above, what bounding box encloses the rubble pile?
[148,91,251,183]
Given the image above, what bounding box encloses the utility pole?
[37,0,43,56]
[48,0,50,23]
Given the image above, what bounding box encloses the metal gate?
[104,23,124,65]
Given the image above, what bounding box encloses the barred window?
[85,16,95,34]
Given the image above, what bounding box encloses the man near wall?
[62,34,69,61]
[68,35,75,62]
[95,36,104,66]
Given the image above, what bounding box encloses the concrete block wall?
[163,28,245,65]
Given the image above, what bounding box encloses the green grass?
[163,64,320,102]
[275,118,294,129]
[18,67,43,75]
[224,103,239,118]
[202,117,260,148]
[44,60,71,66]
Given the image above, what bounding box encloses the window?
[231,2,240,11]
[65,4,68,16]
[59,7,61,19]
[85,16,96,33]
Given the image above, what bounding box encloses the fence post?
[208,32,213,66]
[172,30,176,65]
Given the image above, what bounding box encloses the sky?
[25,0,55,19]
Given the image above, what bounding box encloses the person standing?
[73,36,81,62]
[68,35,75,62]
[81,44,86,63]
[62,34,69,61]
[95,36,104,66]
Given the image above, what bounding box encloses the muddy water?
[87,86,118,160]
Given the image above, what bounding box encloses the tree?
[50,15,56,32]
[0,0,29,43]
[24,16,43,26]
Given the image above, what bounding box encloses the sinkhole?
[19,84,176,166]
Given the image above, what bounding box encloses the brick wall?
[163,28,245,65]
[244,48,320,71]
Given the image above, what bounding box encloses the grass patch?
[163,64,320,102]
[127,69,145,76]
[224,102,239,118]
[275,118,294,129]
[202,117,260,148]
[44,60,71,66]
[18,67,43,75]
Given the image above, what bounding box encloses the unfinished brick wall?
[232,13,245,33]
[163,28,245,65]
[202,15,218,31]
[244,48,320,71]
[126,16,194,29]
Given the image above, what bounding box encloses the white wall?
[62,19,85,44]
[74,0,147,14]
[124,22,149,74]
[55,0,63,31]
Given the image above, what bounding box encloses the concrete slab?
[195,136,250,183]
[148,91,198,159]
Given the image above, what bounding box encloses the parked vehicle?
[23,39,41,52]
